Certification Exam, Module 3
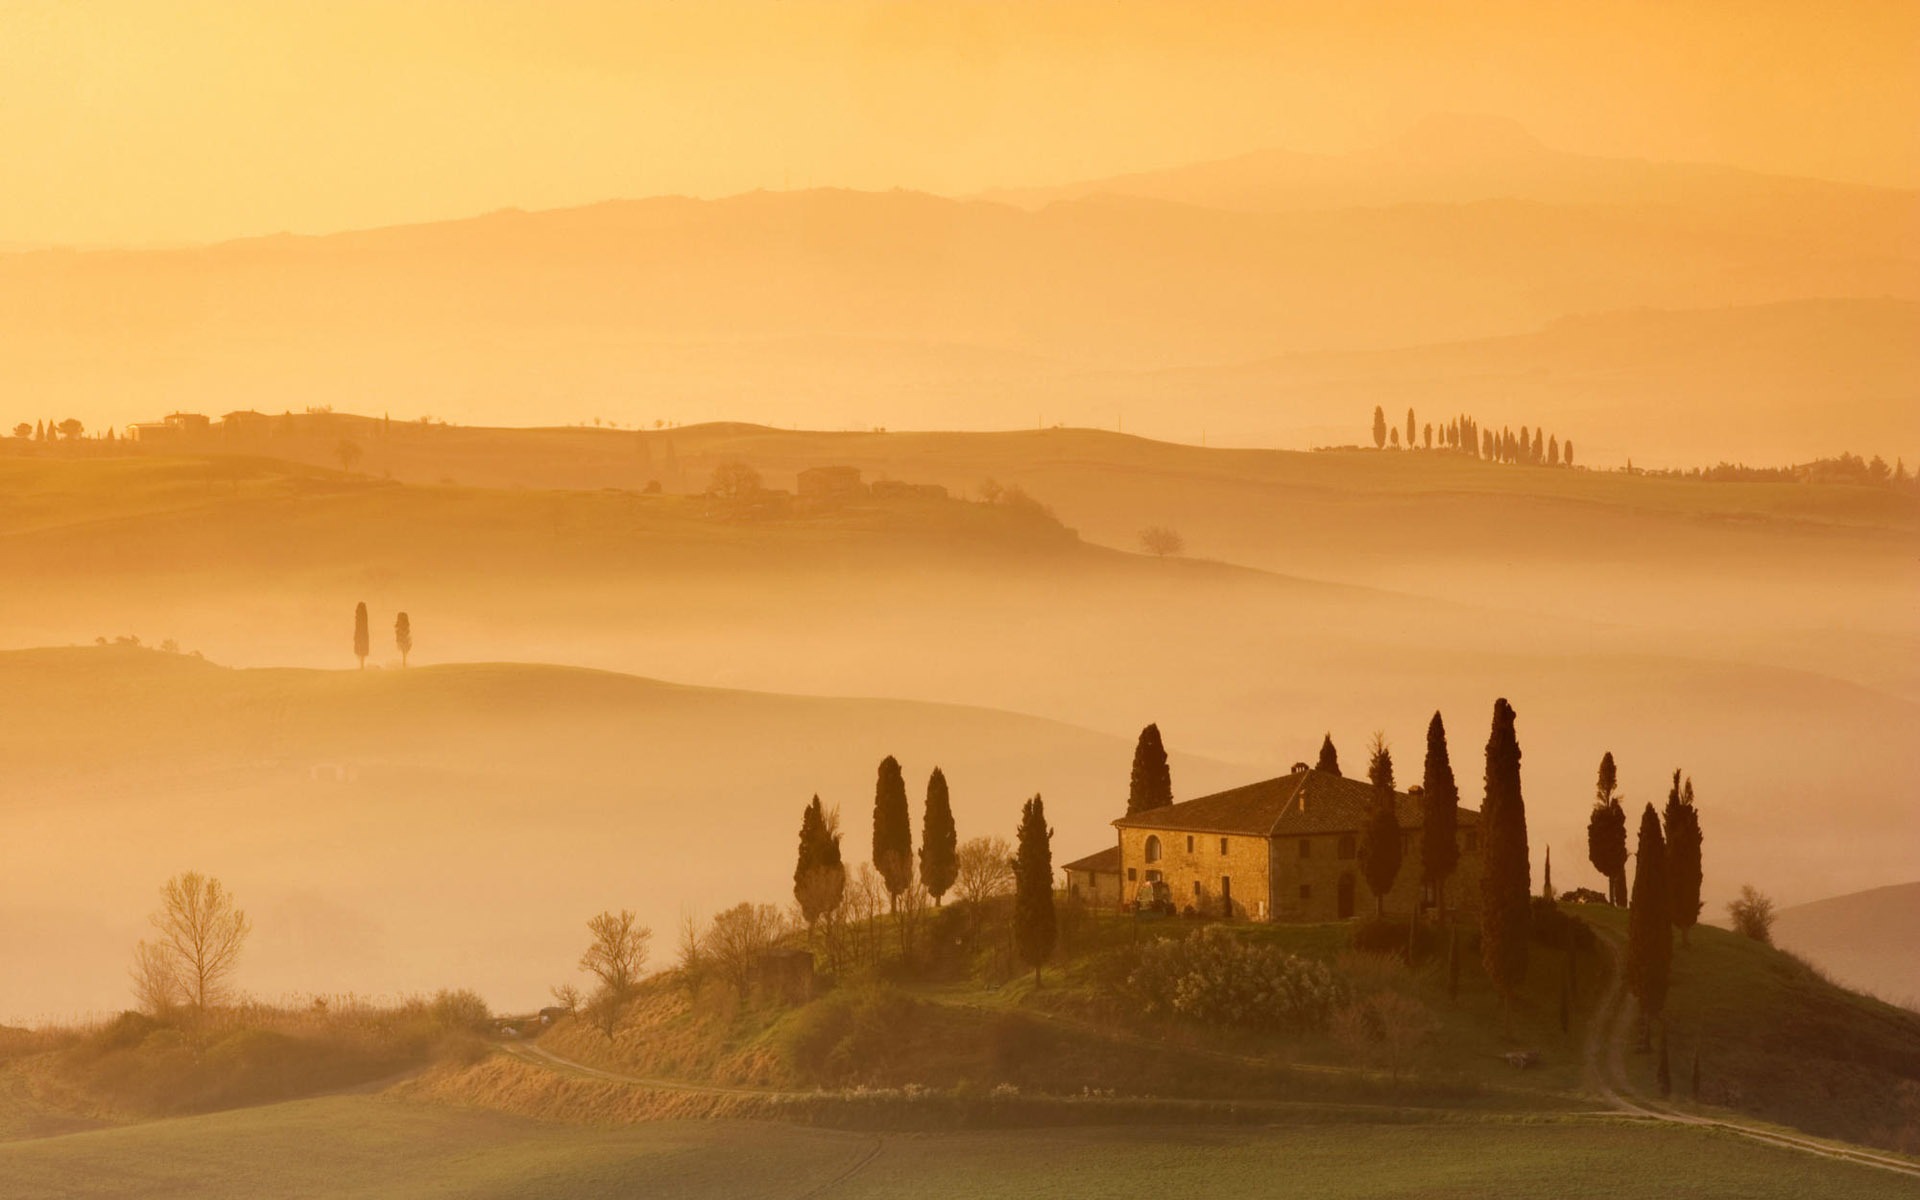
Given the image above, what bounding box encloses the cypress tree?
[1405,408,1416,448]
[794,795,845,928]
[1372,406,1388,449]
[1126,724,1173,814]
[919,767,958,905]
[1586,752,1628,905]
[871,756,913,911]
[394,611,412,668]
[1664,772,1704,946]
[1420,712,1460,923]
[1564,440,1574,467]
[1012,795,1056,988]
[1627,803,1672,1044]
[1316,733,1341,776]
[353,602,370,669]
[1358,734,1403,918]
[1543,845,1554,900]
[1479,698,1531,1027]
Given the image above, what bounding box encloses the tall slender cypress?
[353,602,370,669]
[1127,724,1173,815]
[1358,735,1403,918]
[794,795,845,928]
[1627,803,1672,1041]
[1316,733,1341,776]
[919,768,958,905]
[1420,712,1460,923]
[1587,752,1628,905]
[871,756,913,910]
[1012,795,1056,988]
[1664,773,1703,946]
[1479,698,1531,1026]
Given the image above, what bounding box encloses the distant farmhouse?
[126,411,212,443]
[1064,765,1482,922]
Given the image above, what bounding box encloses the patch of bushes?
[773,986,922,1085]
[1529,897,1596,952]
[1127,926,1348,1032]
[46,994,495,1117]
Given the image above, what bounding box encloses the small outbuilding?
[1061,845,1124,911]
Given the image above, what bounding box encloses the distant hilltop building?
[796,465,866,499]
[126,411,211,442]
[1065,765,1482,922]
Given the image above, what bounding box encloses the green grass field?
[2,1095,1913,1200]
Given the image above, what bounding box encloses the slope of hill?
[985,114,1919,244]
[1774,884,1920,1008]
[0,647,1250,1020]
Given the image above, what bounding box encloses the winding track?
[1583,929,1920,1180]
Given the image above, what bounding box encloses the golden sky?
[4,0,1916,246]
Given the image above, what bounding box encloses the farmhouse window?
[1186,835,1195,853]
[1126,867,1137,881]
[1219,837,1229,854]
[1145,836,1163,863]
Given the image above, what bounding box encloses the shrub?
[1127,927,1348,1032]
[774,987,920,1085]
[1331,990,1440,1081]
[1529,897,1596,952]
[1727,885,1776,945]
[429,989,491,1032]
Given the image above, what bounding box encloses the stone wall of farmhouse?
[1120,822,1484,923]
[1118,826,1273,919]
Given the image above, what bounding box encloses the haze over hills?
[1773,883,1920,1009]
[2,444,1915,1025]
[3,118,1913,465]
[0,646,1251,1021]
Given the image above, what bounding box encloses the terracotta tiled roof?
[1061,845,1121,874]
[1112,769,1480,837]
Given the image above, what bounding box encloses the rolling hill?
[1774,883,1920,1008]
[0,646,1251,1021]
[5,118,1915,464]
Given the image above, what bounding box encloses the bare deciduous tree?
[335,439,363,473]
[149,872,251,1013]
[954,836,1015,908]
[1138,526,1185,558]
[129,939,182,1017]
[580,909,652,1002]
[704,902,790,996]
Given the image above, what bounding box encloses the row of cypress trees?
[1370,405,1574,467]
[793,757,1057,985]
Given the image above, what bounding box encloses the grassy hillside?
[1774,884,1920,1009]
[1583,907,1920,1153]
[7,1097,1912,1200]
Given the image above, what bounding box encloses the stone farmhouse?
[1063,765,1483,922]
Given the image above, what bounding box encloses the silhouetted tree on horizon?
[1372,406,1388,449]
[1664,772,1704,946]
[394,611,412,668]
[1313,729,1344,775]
[794,795,846,933]
[1587,752,1629,905]
[1358,733,1402,918]
[919,768,958,905]
[1421,712,1461,923]
[1012,795,1056,988]
[1479,698,1531,1028]
[1405,408,1416,449]
[1627,803,1672,1045]
[353,602,370,669]
[1127,724,1174,815]
[871,756,914,912]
